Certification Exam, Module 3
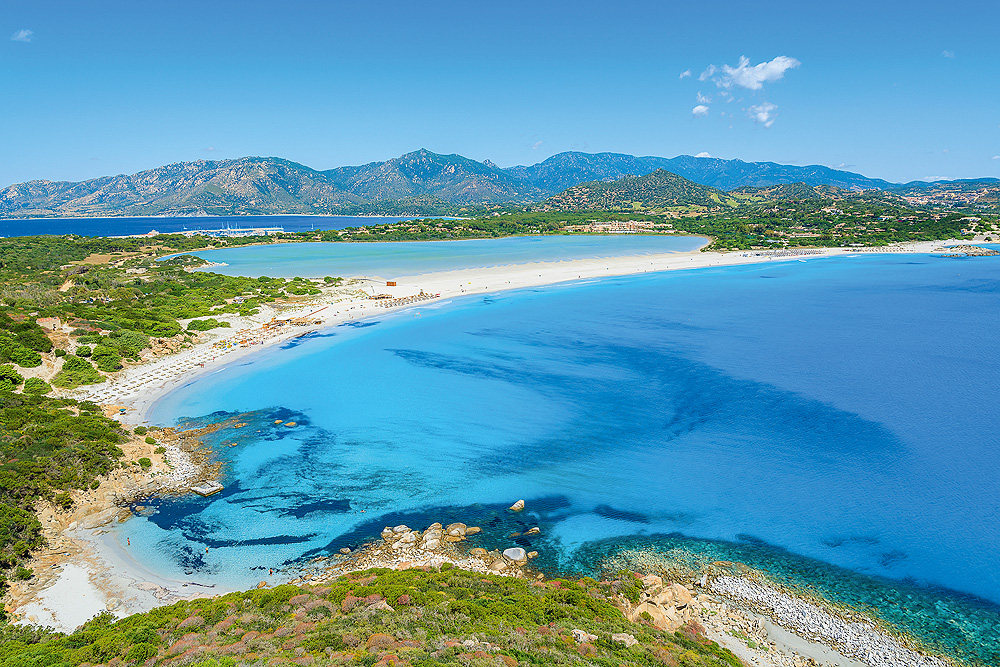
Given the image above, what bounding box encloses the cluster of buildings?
[562,220,674,234]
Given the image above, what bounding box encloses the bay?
[125,252,1000,662]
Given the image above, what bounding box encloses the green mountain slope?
[507,151,895,191]
[324,149,544,204]
[727,182,852,201]
[538,169,732,211]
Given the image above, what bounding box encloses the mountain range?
[0,149,995,218]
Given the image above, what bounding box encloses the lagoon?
[178,235,707,278]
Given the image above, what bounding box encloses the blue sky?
[3,0,999,187]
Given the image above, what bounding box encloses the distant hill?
[538,169,730,211]
[507,151,894,192]
[1,149,993,219]
[0,157,362,218]
[324,149,544,204]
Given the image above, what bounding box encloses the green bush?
[0,365,24,392]
[13,566,33,581]
[22,377,50,395]
[154,446,166,454]
[124,642,158,662]
[0,337,42,368]
[108,329,150,358]
[51,356,104,388]
[16,327,53,353]
[75,345,91,357]
[187,318,231,332]
[144,436,156,445]
[91,345,122,372]
[54,348,66,357]
[133,426,148,435]
[137,457,152,469]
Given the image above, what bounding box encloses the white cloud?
[11,29,33,42]
[696,92,712,104]
[679,70,692,79]
[531,140,544,150]
[747,101,778,127]
[692,105,710,117]
[942,50,955,58]
[709,55,800,90]
[695,152,712,158]
[203,146,217,152]
[992,155,1000,160]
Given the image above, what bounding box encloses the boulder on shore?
[503,547,527,565]
[509,499,525,512]
[445,522,467,537]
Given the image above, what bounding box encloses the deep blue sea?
[177,235,707,278]
[128,252,999,662]
[0,215,417,238]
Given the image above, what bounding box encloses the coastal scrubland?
[0,391,127,592]
[0,567,741,667]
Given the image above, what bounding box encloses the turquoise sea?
[127,250,999,663]
[177,235,707,278]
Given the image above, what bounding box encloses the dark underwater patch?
[594,504,650,524]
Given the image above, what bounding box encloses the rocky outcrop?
[620,574,701,633]
[937,245,999,257]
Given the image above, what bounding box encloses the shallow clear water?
[177,235,707,278]
[129,253,1000,662]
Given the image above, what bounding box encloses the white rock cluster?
[160,444,200,487]
[711,576,950,667]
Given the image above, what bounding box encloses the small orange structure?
[386,281,397,286]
